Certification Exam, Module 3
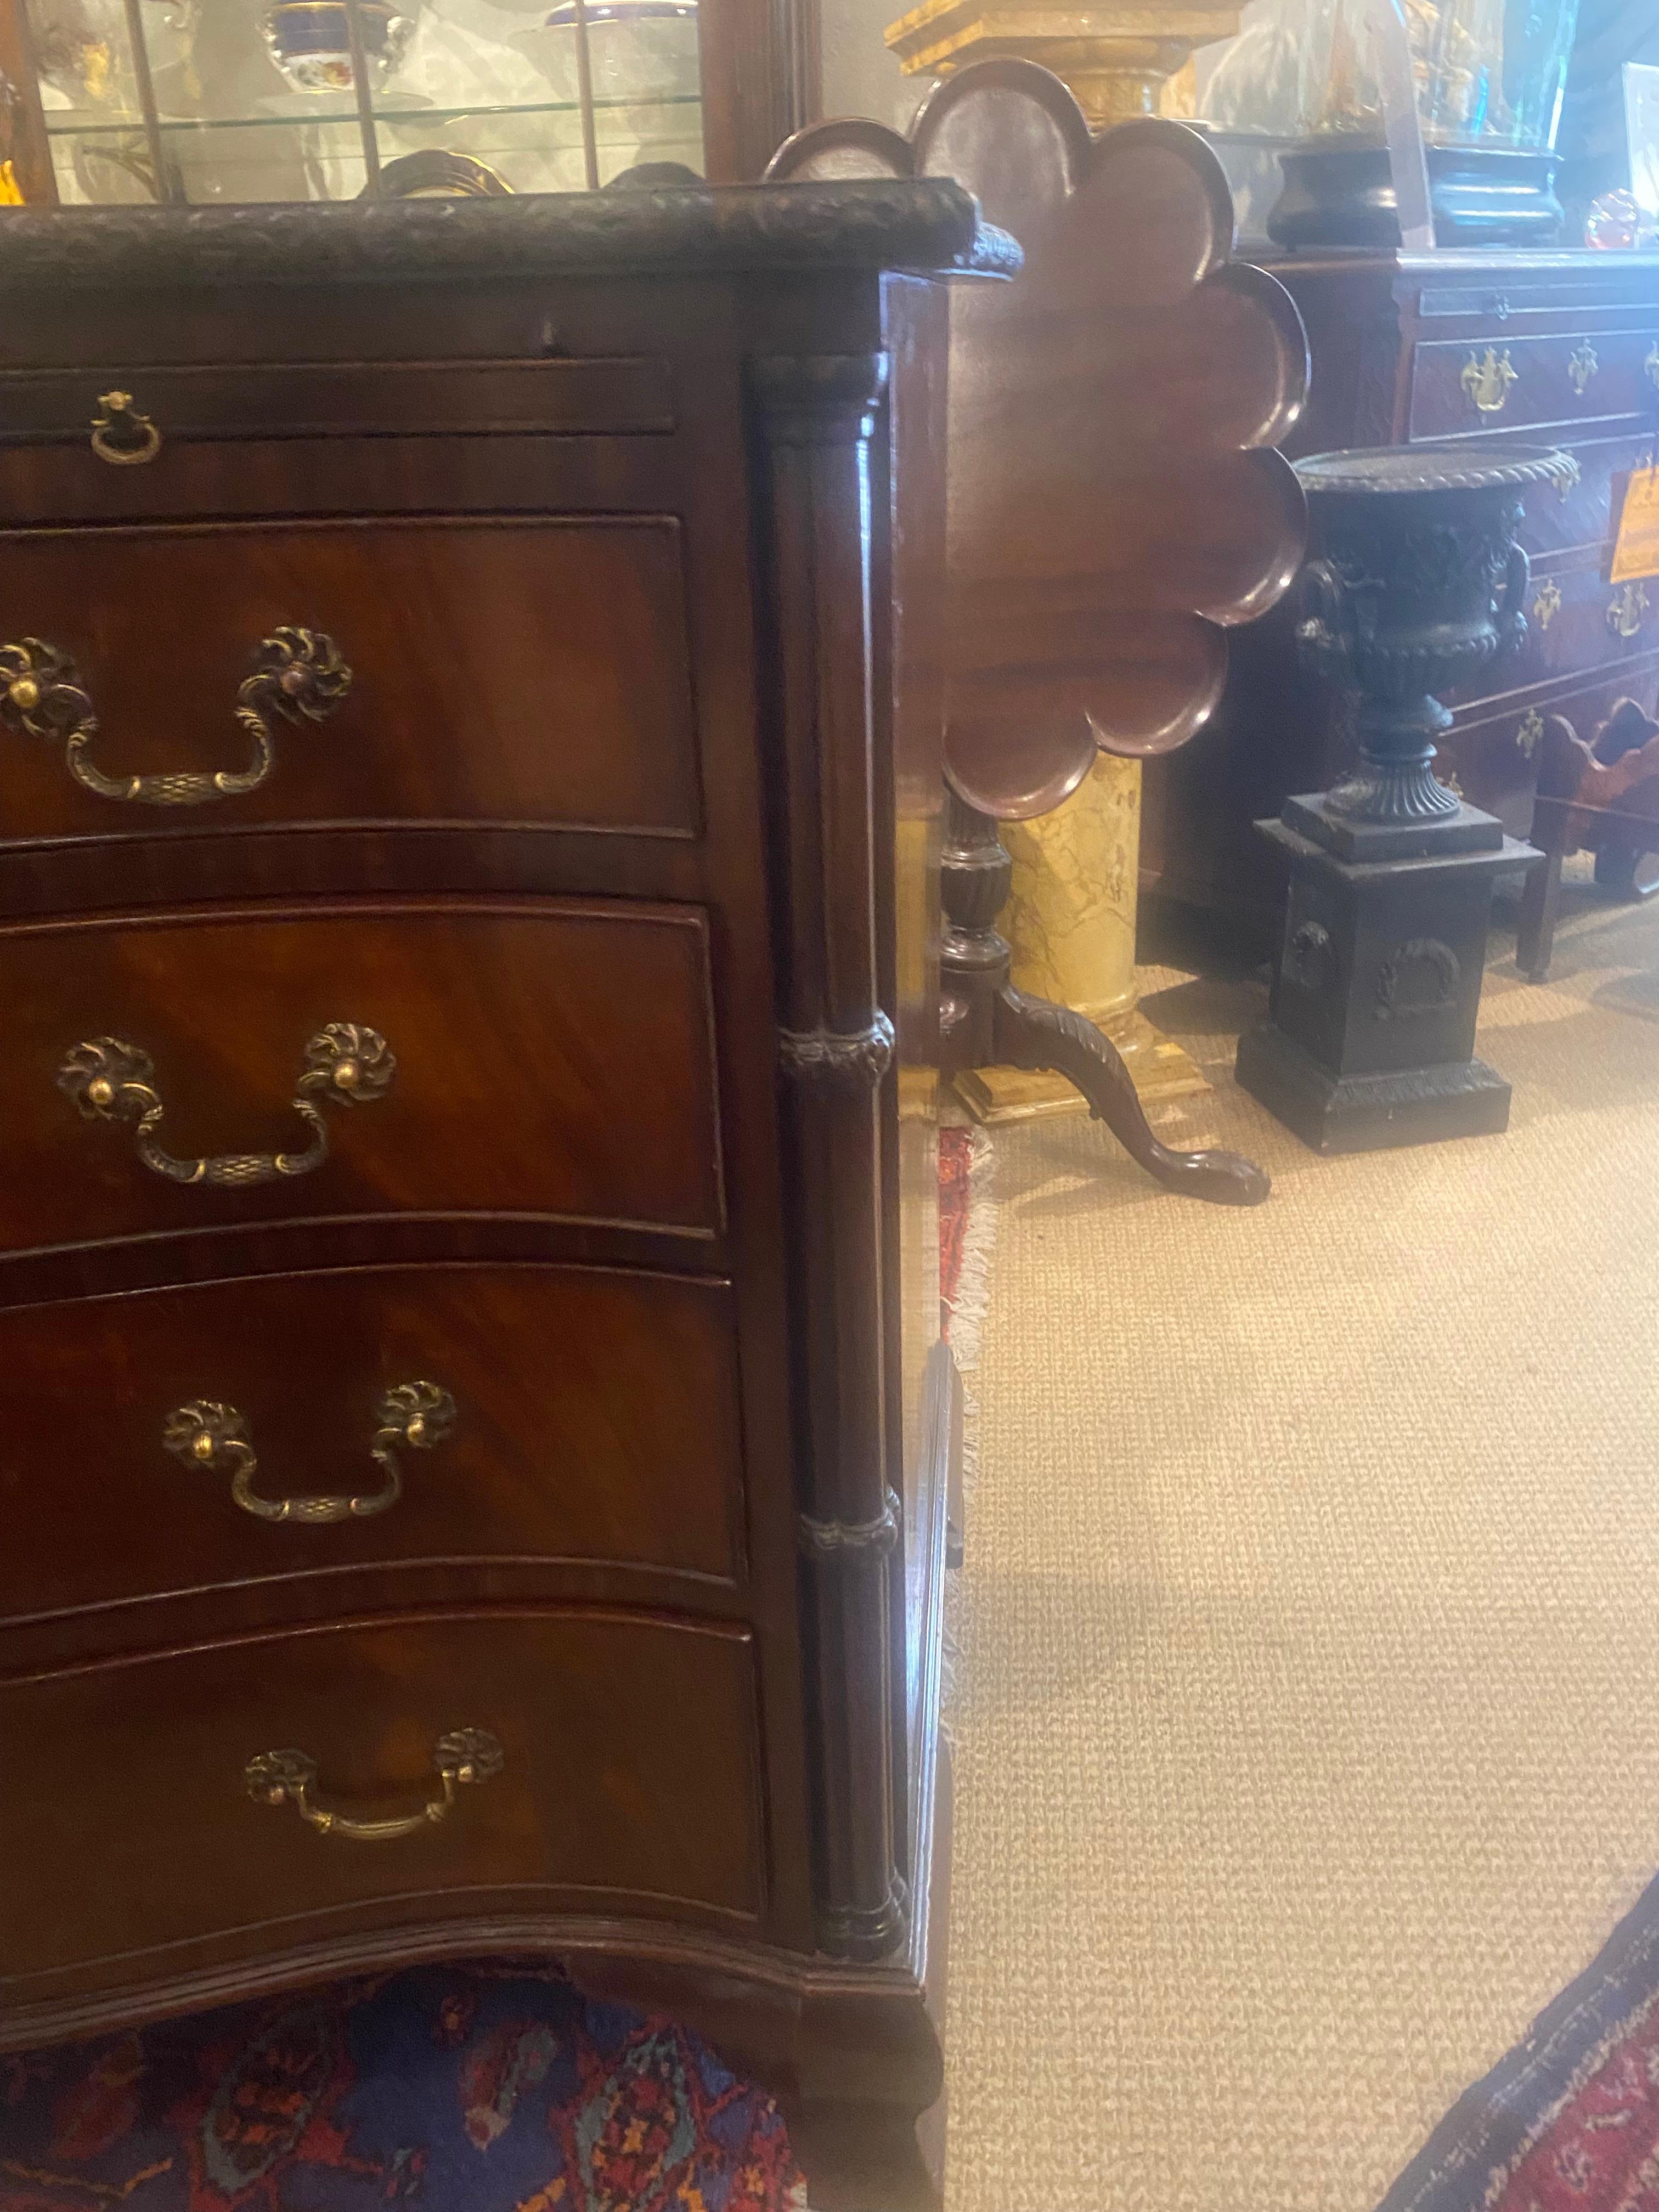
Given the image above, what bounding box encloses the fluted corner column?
[748,350,908,1965]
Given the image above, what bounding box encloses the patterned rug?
[1378,1865,1659,2212]
[0,1962,806,2211]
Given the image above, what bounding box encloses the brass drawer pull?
[1609,581,1651,639]
[245,1728,504,1843]
[1461,347,1517,414]
[164,1380,455,1525]
[57,1021,394,1189]
[90,390,161,466]
[1568,341,1599,396]
[0,627,350,808]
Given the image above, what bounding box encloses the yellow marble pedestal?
[952,755,1209,1124]
[884,0,1239,128]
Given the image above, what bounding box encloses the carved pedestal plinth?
[1235,818,1527,1152]
[1237,442,1558,1153]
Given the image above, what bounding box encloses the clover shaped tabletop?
[770,59,1309,821]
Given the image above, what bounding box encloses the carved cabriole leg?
[749,351,907,1968]
[940,788,1271,1206]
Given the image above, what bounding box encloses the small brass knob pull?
[245,1728,504,1843]
[164,1380,455,1525]
[0,628,351,808]
[90,390,162,466]
[1460,347,1518,414]
[57,1021,394,1189]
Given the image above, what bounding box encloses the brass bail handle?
[90,390,162,466]
[164,1380,457,1525]
[0,628,352,808]
[245,1729,505,1843]
[56,1021,396,1189]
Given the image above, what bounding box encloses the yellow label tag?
[1612,464,1659,584]
[0,162,23,208]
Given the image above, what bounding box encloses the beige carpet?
[941,863,1659,2212]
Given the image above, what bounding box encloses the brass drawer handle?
[57,1021,394,1189]
[91,390,161,466]
[165,1380,455,1525]
[1461,347,1517,414]
[1568,341,1599,396]
[1645,342,1659,394]
[245,1728,504,1843]
[0,627,350,808]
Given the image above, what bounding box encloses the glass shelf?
[43,94,702,139]
[21,0,707,204]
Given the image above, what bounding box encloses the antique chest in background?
[0,182,995,2209]
[1143,249,1659,935]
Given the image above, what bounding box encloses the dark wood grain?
[0,898,724,1257]
[769,80,1307,816]
[0,188,976,2207]
[0,1261,748,1628]
[1408,328,1659,441]
[0,357,678,442]
[0,517,703,843]
[2,1608,766,1990]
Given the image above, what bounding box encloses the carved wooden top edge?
[0,180,1018,291]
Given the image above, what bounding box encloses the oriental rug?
[0,1961,805,2211]
[1378,1865,1659,2212]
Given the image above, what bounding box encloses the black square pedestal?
[1235,798,1537,1155]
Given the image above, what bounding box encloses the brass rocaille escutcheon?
[1609,580,1651,639]
[1461,347,1518,414]
[57,1022,394,1189]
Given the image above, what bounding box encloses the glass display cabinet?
[1190,0,1584,245]
[0,0,810,200]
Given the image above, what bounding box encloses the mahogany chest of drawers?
[0,182,998,2209]
[1143,248,1659,934]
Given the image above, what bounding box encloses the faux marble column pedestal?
[955,754,1208,1124]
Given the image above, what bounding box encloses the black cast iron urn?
[1235,441,1566,1153]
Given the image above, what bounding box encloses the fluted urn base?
[1284,697,1505,860]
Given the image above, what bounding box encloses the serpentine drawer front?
[0,896,723,1259]
[0,1261,747,1627]
[1,1608,766,1991]
[0,516,700,841]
